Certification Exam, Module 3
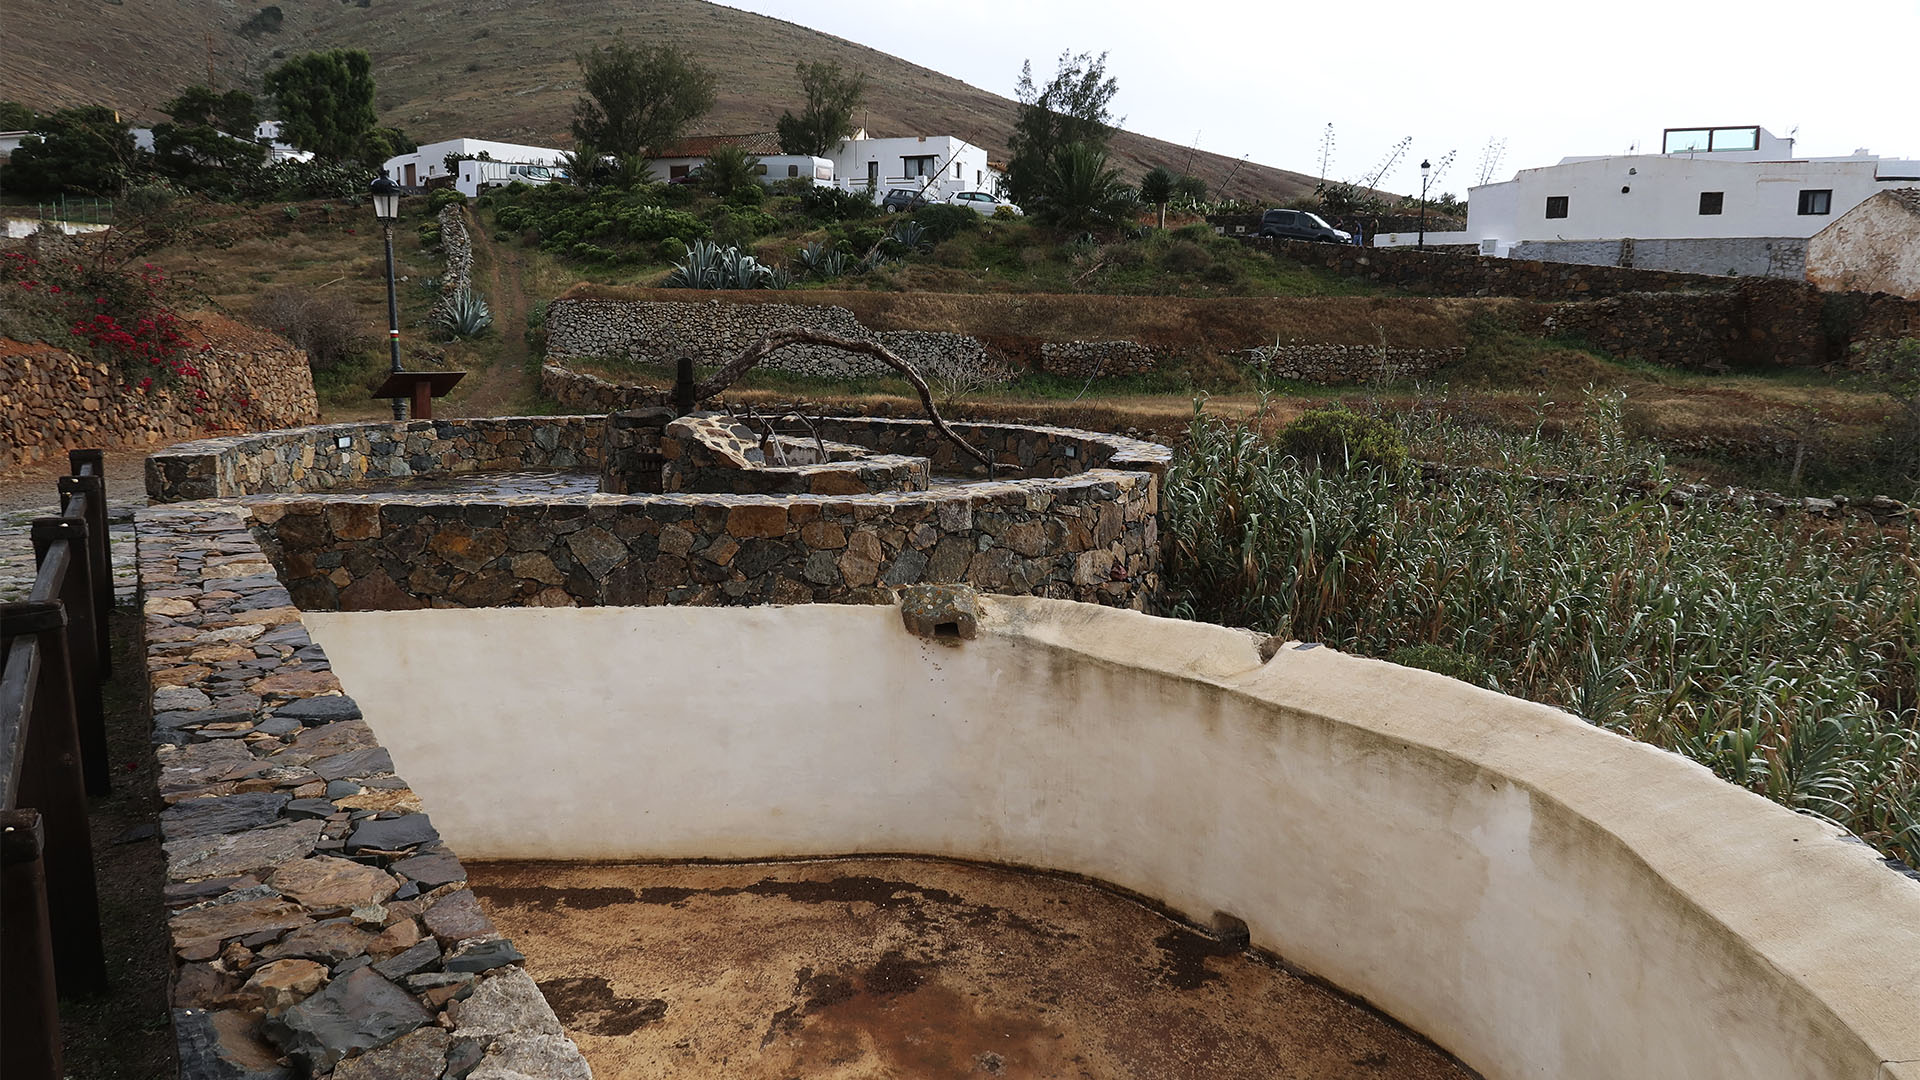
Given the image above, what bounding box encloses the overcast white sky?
[713,0,1920,197]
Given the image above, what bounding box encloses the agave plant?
[662,240,786,290]
[792,241,849,281]
[886,220,932,255]
[436,289,492,338]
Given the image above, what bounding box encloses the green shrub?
[1277,408,1407,470]
[838,223,884,256]
[909,203,978,242]
[708,206,780,248]
[1387,645,1488,685]
[426,188,468,211]
[799,185,877,221]
[727,183,767,207]
[416,222,441,246]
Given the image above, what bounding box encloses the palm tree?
[696,144,762,196]
[1139,165,1175,229]
[1042,142,1132,231]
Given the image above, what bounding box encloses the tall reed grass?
[1162,394,1920,864]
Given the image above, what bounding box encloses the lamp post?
[1417,158,1431,251]
[369,170,405,420]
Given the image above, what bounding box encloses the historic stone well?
[138,412,1920,1080]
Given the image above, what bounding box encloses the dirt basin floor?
[468,858,1471,1080]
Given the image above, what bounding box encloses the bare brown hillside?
[0,0,1320,201]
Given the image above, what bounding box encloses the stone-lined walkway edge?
[139,503,591,1080]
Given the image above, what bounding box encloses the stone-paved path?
[0,498,140,604]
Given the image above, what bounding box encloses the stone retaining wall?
[137,504,590,1080]
[1037,340,1164,378]
[1255,236,1920,369]
[545,298,1009,384]
[1,319,318,473]
[1510,236,1808,280]
[1248,342,1466,383]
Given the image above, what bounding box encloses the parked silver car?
[947,190,1023,217]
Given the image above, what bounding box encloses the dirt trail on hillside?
[455,208,535,418]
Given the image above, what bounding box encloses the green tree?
[775,60,867,157]
[1139,165,1175,229]
[571,41,716,159]
[263,49,377,161]
[1172,173,1208,207]
[1006,50,1119,206]
[0,101,36,130]
[160,85,260,136]
[0,106,135,196]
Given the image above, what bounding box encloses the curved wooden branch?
[693,329,993,473]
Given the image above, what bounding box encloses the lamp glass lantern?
[369,172,401,222]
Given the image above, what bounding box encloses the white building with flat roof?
[382,138,569,195]
[1378,126,1920,278]
[826,132,998,202]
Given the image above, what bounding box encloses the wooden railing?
[1,449,113,1080]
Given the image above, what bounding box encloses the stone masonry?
[146,415,1171,613]
[1,318,318,473]
[138,505,590,1080]
[544,298,1008,384]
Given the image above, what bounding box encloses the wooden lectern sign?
[373,370,466,420]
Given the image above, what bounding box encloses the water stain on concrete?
[469,857,1472,1080]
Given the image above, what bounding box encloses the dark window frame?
[1545,195,1569,219]
[1797,189,1832,215]
[1698,191,1724,215]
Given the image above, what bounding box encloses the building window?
[1545,195,1569,219]
[787,164,799,178]
[867,161,878,186]
[1698,191,1724,215]
[902,155,936,178]
[1798,189,1832,215]
[668,164,689,179]
[953,162,961,179]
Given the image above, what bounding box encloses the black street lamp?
[1418,158,1431,251]
[369,170,405,420]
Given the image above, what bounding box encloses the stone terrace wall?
[137,504,590,1080]
[1256,238,1920,369]
[545,298,1007,383]
[1253,236,1739,299]
[247,475,1161,611]
[1,318,318,472]
[146,417,603,502]
[1248,342,1466,384]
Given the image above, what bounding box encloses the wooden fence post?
[1,602,107,996]
[0,809,64,1080]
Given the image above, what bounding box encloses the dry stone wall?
[137,504,590,1080]
[1,323,318,473]
[1247,342,1466,384]
[545,298,1009,384]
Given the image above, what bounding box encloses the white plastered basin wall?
[303,599,1920,1080]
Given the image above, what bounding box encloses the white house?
[0,131,29,160]
[825,131,997,202]
[1377,125,1920,278]
[645,133,833,188]
[252,122,313,163]
[381,138,569,195]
